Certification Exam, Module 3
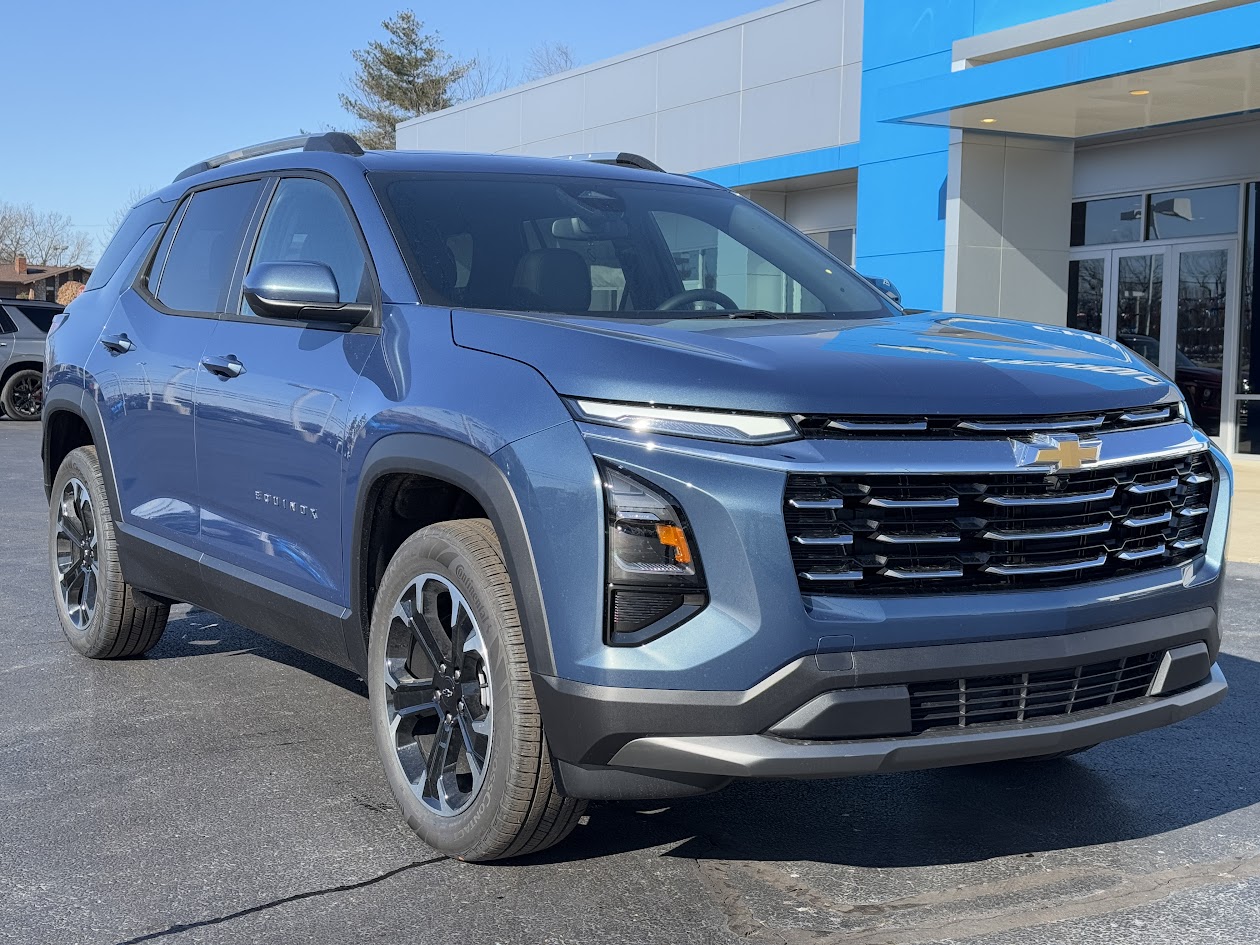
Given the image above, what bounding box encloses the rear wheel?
[368,519,585,861]
[49,446,169,658]
[2,368,43,421]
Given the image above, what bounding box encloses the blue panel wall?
[855,0,1106,310]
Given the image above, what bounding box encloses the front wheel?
[367,519,585,861]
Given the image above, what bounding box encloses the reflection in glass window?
[1242,183,1257,397]
[1146,184,1239,241]
[1066,258,1104,333]
[1070,195,1144,246]
[807,228,855,266]
[251,178,369,305]
[1238,400,1260,455]
[1115,254,1162,360]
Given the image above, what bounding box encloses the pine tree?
[339,10,472,150]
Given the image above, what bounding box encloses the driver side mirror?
[243,261,371,324]
[862,275,901,306]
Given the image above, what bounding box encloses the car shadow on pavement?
[522,651,1260,868]
[145,607,368,697]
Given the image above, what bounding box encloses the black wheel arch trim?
[347,433,557,678]
[42,386,122,515]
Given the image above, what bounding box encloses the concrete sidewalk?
[1230,459,1260,564]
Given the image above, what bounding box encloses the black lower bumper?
[535,607,1223,800]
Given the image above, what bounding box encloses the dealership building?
[397,0,1260,457]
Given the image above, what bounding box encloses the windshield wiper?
[724,310,789,320]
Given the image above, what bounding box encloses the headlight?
[600,462,706,645]
[569,398,799,445]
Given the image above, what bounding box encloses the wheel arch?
[348,433,556,678]
[42,389,119,513]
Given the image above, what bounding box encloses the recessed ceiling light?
[1130,89,1150,96]
[981,117,997,124]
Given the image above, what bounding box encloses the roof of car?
[160,145,720,201]
[0,297,64,308]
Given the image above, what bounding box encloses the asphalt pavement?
[2,416,1259,945]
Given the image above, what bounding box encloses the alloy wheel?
[55,478,99,630]
[384,573,493,817]
[9,374,41,420]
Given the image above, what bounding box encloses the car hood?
[451,309,1179,415]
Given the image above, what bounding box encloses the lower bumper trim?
[606,665,1226,779]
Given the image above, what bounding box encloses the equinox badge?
[1012,433,1102,472]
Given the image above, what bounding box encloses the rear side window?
[0,309,15,334]
[247,177,370,306]
[153,180,263,313]
[85,197,172,292]
[17,306,57,333]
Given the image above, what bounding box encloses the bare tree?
[455,52,515,101]
[522,41,578,82]
[100,186,156,254]
[0,201,95,267]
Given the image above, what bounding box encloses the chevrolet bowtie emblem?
[1012,433,1102,472]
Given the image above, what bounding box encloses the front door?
[194,175,378,657]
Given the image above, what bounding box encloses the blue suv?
[44,133,1232,860]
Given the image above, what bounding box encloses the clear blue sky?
[2,0,769,259]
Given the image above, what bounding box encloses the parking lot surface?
[2,417,1258,945]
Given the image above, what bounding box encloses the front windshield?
[371,171,894,320]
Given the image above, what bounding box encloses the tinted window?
[155,181,263,313]
[17,306,57,333]
[373,172,892,320]
[248,178,369,307]
[1070,195,1144,246]
[0,309,15,334]
[1146,184,1239,240]
[86,197,171,292]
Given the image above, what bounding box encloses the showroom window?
[1239,182,1260,454]
[1070,185,1240,247]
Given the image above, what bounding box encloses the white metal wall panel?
[395,0,861,174]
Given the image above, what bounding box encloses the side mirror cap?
[243,261,370,323]
[862,274,902,306]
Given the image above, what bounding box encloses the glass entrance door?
[1070,240,1238,444]
[1168,242,1233,439]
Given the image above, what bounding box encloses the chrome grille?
[908,651,1164,733]
[795,405,1177,439]
[784,451,1214,595]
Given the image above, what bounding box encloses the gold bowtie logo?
[1013,434,1102,471]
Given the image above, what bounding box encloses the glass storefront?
[1068,182,1246,449]
[1239,183,1260,453]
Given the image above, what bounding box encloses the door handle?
[99,333,134,354]
[201,354,246,379]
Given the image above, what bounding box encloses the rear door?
[86,178,265,560]
[0,307,16,376]
[193,174,378,658]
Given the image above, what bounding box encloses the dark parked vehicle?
[42,134,1233,861]
[1118,332,1223,434]
[0,298,61,421]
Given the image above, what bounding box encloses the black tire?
[2,368,43,421]
[49,446,170,658]
[368,519,585,861]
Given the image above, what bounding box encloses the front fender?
[346,433,562,678]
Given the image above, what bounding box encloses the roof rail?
[173,132,365,183]
[555,151,665,173]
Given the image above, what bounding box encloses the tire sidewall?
[49,447,119,655]
[368,525,527,859]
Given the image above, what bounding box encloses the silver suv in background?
[0,299,60,421]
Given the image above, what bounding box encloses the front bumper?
[537,607,1224,799]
